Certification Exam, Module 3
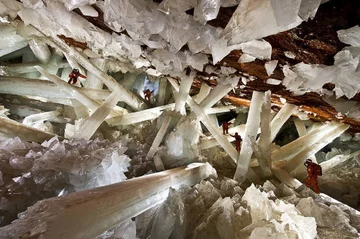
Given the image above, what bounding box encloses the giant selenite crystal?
[221,0,320,45]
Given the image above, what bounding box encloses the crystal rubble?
[234,91,264,183]
[0,136,130,226]
[193,0,221,25]
[0,163,216,239]
[136,177,360,239]
[72,91,123,140]
[221,0,320,45]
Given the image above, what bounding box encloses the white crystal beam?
[205,105,236,114]
[43,35,147,111]
[168,77,261,183]
[84,58,104,89]
[234,91,264,183]
[199,77,239,110]
[175,73,195,115]
[284,123,349,173]
[294,118,317,162]
[106,104,175,126]
[157,78,167,106]
[320,150,360,173]
[36,66,102,112]
[1,61,70,74]
[194,82,212,104]
[73,92,122,140]
[0,76,110,101]
[0,117,56,142]
[0,163,216,239]
[22,110,61,125]
[146,115,172,159]
[270,103,297,142]
[29,39,51,64]
[271,122,340,162]
[257,91,272,172]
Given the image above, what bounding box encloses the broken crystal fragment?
[241,39,272,60]
[194,0,221,25]
[265,60,278,76]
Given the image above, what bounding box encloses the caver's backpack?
[312,163,322,176]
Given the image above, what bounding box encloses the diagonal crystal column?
[0,163,216,239]
[168,77,261,184]
[234,91,264,183]
[194,82,212,104]
[199,76,239,110]
[42,34,147,111]
[73,91,123,140]
[284,123,349,173]
[294,118,317,162]
[0,117,56,142]
[146,115,172,159]
[36,66,102,112]
[271,122,340,162]
[270,103,297,142]
[175,72,195,115]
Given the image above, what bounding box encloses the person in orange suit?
[143,89,154,102]
[304,159,322,194]
[230,132,242,152]
[222,121,232,135]
[68,69,86,85]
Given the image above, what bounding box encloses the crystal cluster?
[0,136,130,226]
[136,178,360,238]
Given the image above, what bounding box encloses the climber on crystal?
[222,121,232,135]
[68,69,86,85]
[143,89,154,102]
[230,132,242,152]
[304,158,322,194]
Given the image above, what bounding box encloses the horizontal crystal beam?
[320,150,360,173]
[106,104,175,126]
[1,61,69,74]
[0,163,215,239]
[205,105,236,114]
[0,76,111,101]
[0,117,56,142]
